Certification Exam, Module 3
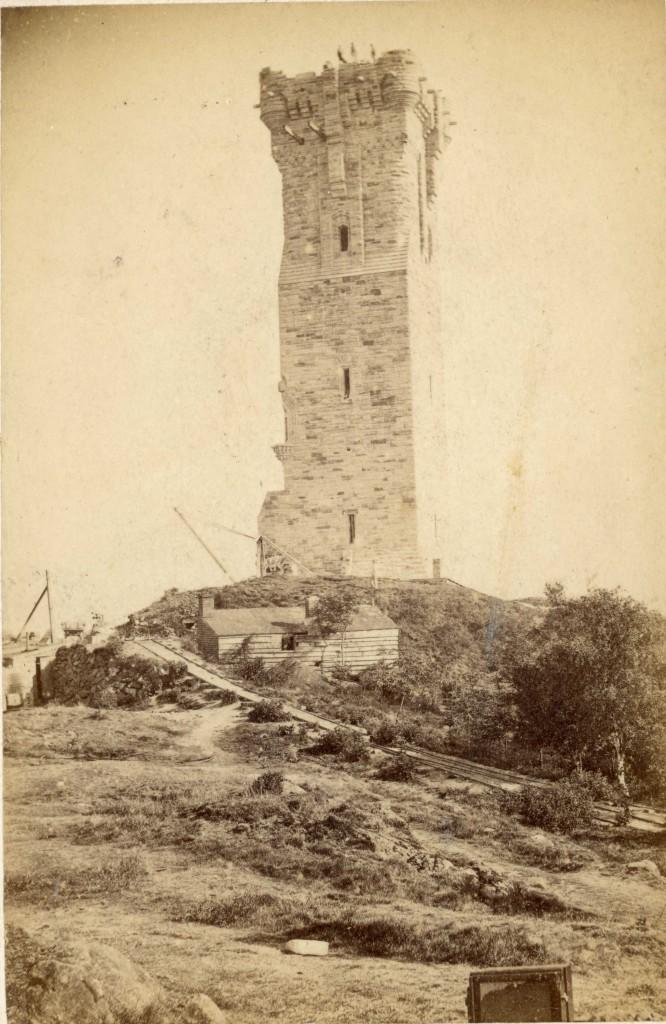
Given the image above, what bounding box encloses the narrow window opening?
[281,635,296,651]
[348,512,356,544]
[339,225,349,252]
[284,415,289,441]
[343,367,351,399]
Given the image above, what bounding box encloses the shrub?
[314,727,370,763]
[239,656,268,683]
[249,771,285,796]
[247,699,289,723]
[370,717,402,745]
[176,890,311,930]
[376,754,417,783]
[359,652,446,712]
[503,779,595,834]
[156,687,180,704]
[401,722,449,754]
[6,852,147,901]
[175,692,206,710]
[565,769,623,804]
[289,913,547,966]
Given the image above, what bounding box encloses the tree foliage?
[360,651,448,712]
[311,592,360,638]
[446,681,517,746]
[502,584,666,795]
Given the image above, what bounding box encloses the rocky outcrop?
[6,926,163,1024]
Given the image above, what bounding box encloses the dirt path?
[183,702,242,759]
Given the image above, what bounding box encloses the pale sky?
[2,0,665,635]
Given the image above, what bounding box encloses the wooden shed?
[197,594,398,673]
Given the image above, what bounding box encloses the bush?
[359,652,446,712]
[401,722,450,754]
[289,913,547,966]
[370,717,402,745]
[314,727,370,763]
[156,687,180,704]
[376,754,417,783]
[249,771,285,796]
[176,890,311,931]
[239,656,268,683]
[6,852,147,900]
[565,769,624,804]
[214,688,238,707]
[247,699,289,723]
[503,779,595,834]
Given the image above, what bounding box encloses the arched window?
[339,225,350,252]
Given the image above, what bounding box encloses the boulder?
[626,860,661,879]
[182,993,226,1024]
[527,831,553,848]
[457,867,480,891]
[6,926,164,1024]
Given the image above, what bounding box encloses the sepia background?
[2,0,665,633]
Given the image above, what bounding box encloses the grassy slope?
[131,575,539,672]
[4,703,666,1023]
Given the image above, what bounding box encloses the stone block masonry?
[257,49,452,578]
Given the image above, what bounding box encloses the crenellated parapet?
[259,49,451,182]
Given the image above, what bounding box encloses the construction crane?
[174,507,315,580]
[173,507,235,583]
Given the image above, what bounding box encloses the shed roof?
[202,603,397,637]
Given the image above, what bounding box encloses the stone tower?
[258,49,451,578]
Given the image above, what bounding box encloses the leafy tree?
[311,592,360,668]
[502,584,666,795]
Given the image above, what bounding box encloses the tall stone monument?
[258,49,451,578]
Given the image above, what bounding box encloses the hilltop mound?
[129,575,539,678]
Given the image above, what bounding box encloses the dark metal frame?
[466,963,574,1022]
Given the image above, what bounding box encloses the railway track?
[135,637,665,833]
[378,744,665,831]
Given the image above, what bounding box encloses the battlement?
[259,48,450,155]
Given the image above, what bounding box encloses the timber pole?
[45,570,55,644]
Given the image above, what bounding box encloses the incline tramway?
[132,636,665,833]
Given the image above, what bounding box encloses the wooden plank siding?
[203,628,398,674]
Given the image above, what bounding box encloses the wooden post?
[35,657,43,706]
[45,570,55,644]
[258,536,265,578]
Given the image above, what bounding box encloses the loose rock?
[182,992,227,1024]
[283,939,329,957]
